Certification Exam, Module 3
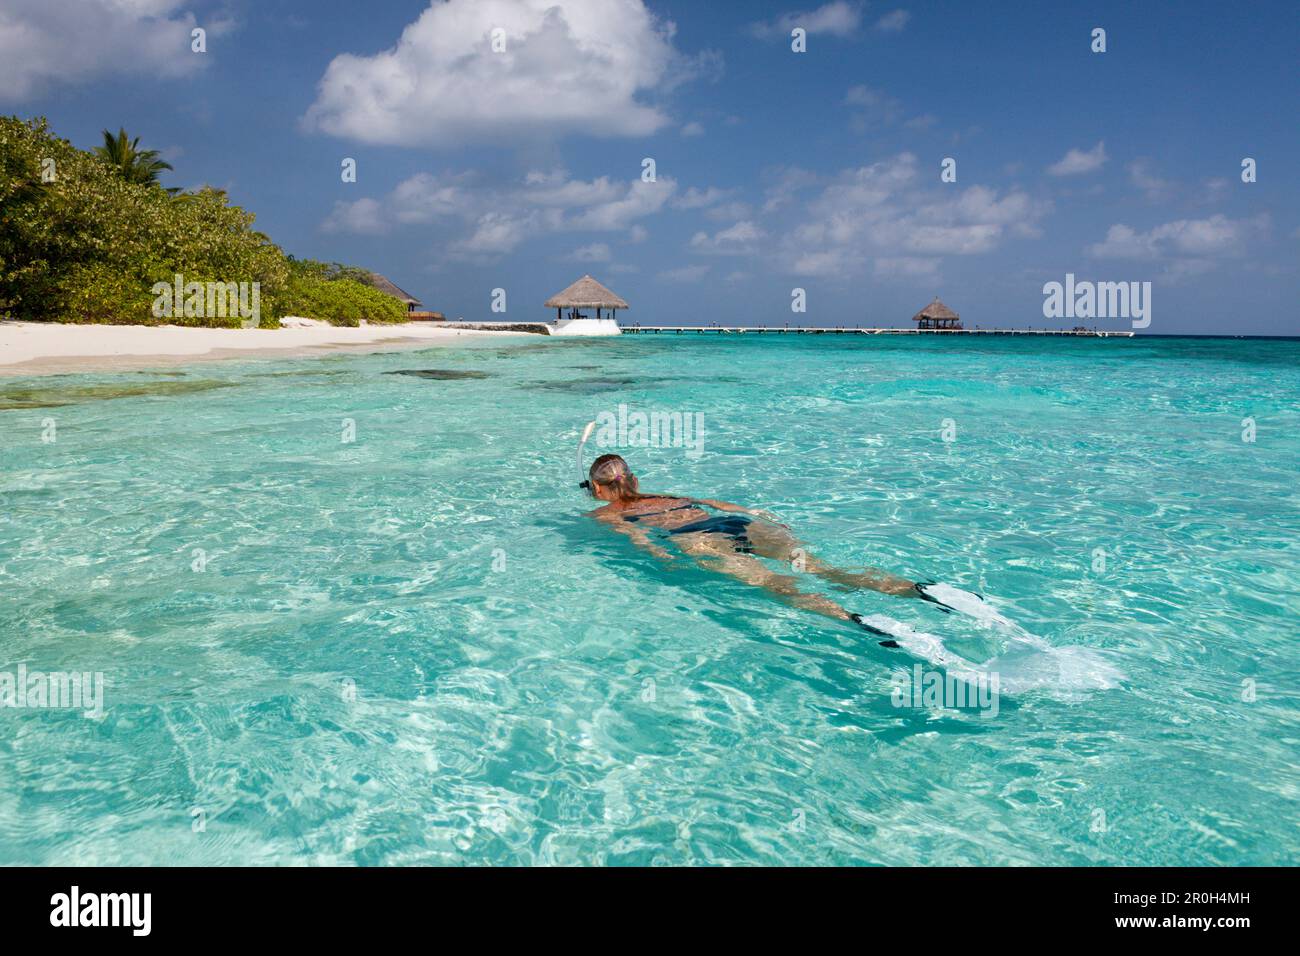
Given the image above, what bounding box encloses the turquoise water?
[1,335,1297,865]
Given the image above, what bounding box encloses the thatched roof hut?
[912,297,961,330]
[366,272,422,312]
[544,275,629,321]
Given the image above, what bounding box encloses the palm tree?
[94,127,177,193]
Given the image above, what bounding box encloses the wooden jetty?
[621,326,1134,337]
[443,290,1135,337]
[440,322,1135,338]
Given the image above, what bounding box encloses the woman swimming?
[583,453,929,633]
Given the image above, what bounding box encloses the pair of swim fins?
[853,581,1000,650]
[852,582,1126,693]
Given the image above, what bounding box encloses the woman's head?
[587,453,640,502]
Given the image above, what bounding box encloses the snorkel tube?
[576,420,597,493]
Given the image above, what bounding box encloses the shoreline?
[0,321,531,377]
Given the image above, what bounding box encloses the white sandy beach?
[0,321,529,376]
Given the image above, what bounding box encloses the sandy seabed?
[0,321,528,376]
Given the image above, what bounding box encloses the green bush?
[0,116,407,328]
[281,259,407,326]
[57,261,159,325]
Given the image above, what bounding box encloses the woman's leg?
[744,522,918,597]
[674,533,853,621]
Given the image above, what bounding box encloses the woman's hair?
[588,454,645,500]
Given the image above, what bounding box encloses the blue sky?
[3,0,1297,334]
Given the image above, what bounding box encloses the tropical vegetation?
[93,127,178,193]
[0,116,408,327]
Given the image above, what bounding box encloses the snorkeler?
[582,453,966,643]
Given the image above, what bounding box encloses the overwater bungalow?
[544,275,627,336]
[912,297,962,330]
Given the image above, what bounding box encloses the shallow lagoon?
[1,335,1296,864]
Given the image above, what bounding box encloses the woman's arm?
[599,514,676,560]
[690,498,788,527]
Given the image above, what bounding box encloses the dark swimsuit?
[668,515,755,553]
[623,503,755,553]
[622,503,696,522]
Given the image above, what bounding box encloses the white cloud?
[689,220,766,254]
[750,2,862,39]
[324,170,478,235]
[519,169,624,209]
[1047,141,1108,176]
[659,264,711,282]
[780,153,1052,276]
[1128,159,1170,200]
[706,200,753,222]
[566,177,675,230]
[844,85,887,108]
[1198,177,1230,205]
[875,10,911,32]
[323,168,675,259]
[303,0,688,146]
[0,0,210,101]
[761,166,820,213]
[844,84,902,130]
[322,197,389,236]
[680,121,705,137]
[454,212,533,256]
[790,250,851,277]
[1087,214,1268,260]
[671,186,733,209]
[568,242,612,262]
[391,172,477,224]
[874,257,938,279]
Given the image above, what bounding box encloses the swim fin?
[913,581,951,612]
[854,614,1123,695]
[914,582,1018,629]
[850,613,901,647]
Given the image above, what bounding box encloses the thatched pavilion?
[366,272,423,313]
[544,275,629,323]
[912,297,961,330]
